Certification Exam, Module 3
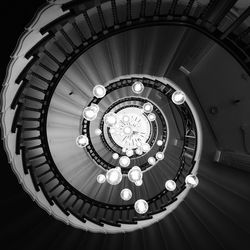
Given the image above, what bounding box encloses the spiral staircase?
[1,0,250,249]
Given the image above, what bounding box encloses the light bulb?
[93,85,106,98]
[156,152,164,160]
[104,112,117,127]
[126,149,134,157]
[148,157,156,165]
[147,113,156,121]
[142,143,150,153]
[95,128,102,136]
[83,107,97,121]
[172,90,186,105]
[135,179,143,186]
[90,103,99,113]
[76,135,89,148]
[143,102,153,113]
[157,140,163,146]
[106,168,122,185]
[112,153,119,160]
[119,156,130,168]
[132,81,144,94]
[97,174,106,184]
[120,188,132,201]
[128,166,142,183]
[134,199,148,214]
[122,147,127,153]
[185,174,199,188]
[165,180,176,191]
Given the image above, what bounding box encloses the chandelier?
[76,81,199,215]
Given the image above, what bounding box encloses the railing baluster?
[221,7,250,39]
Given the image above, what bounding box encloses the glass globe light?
[142,143,150,153]
[165,180,176,191]
[156,152,164,160]
[148,157,156,165]
[104,112,117,127]
[120,188,132,201]
[134,199,148,214]
[93,85,106,98]
[157,140,163,146]
[83,106,97,121]
[97,174,106,184]
[143,102,153,113]
[119,156,130,168]
[123,126,133,136]
[135,179,143,186]
[128,166,142,183]
[172,90,186,105]
[122,115,130,123]
[90,103,99,113]
[106,168,122,185]
[112,153,119,160]
[109,127,116,134]
[132,81,144,94]
[135,147,143,155]
[126,149,134,157]
[147,113,156,121]
[185,174,199,188]
[95,128,102,136]
[76,135,89,148]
